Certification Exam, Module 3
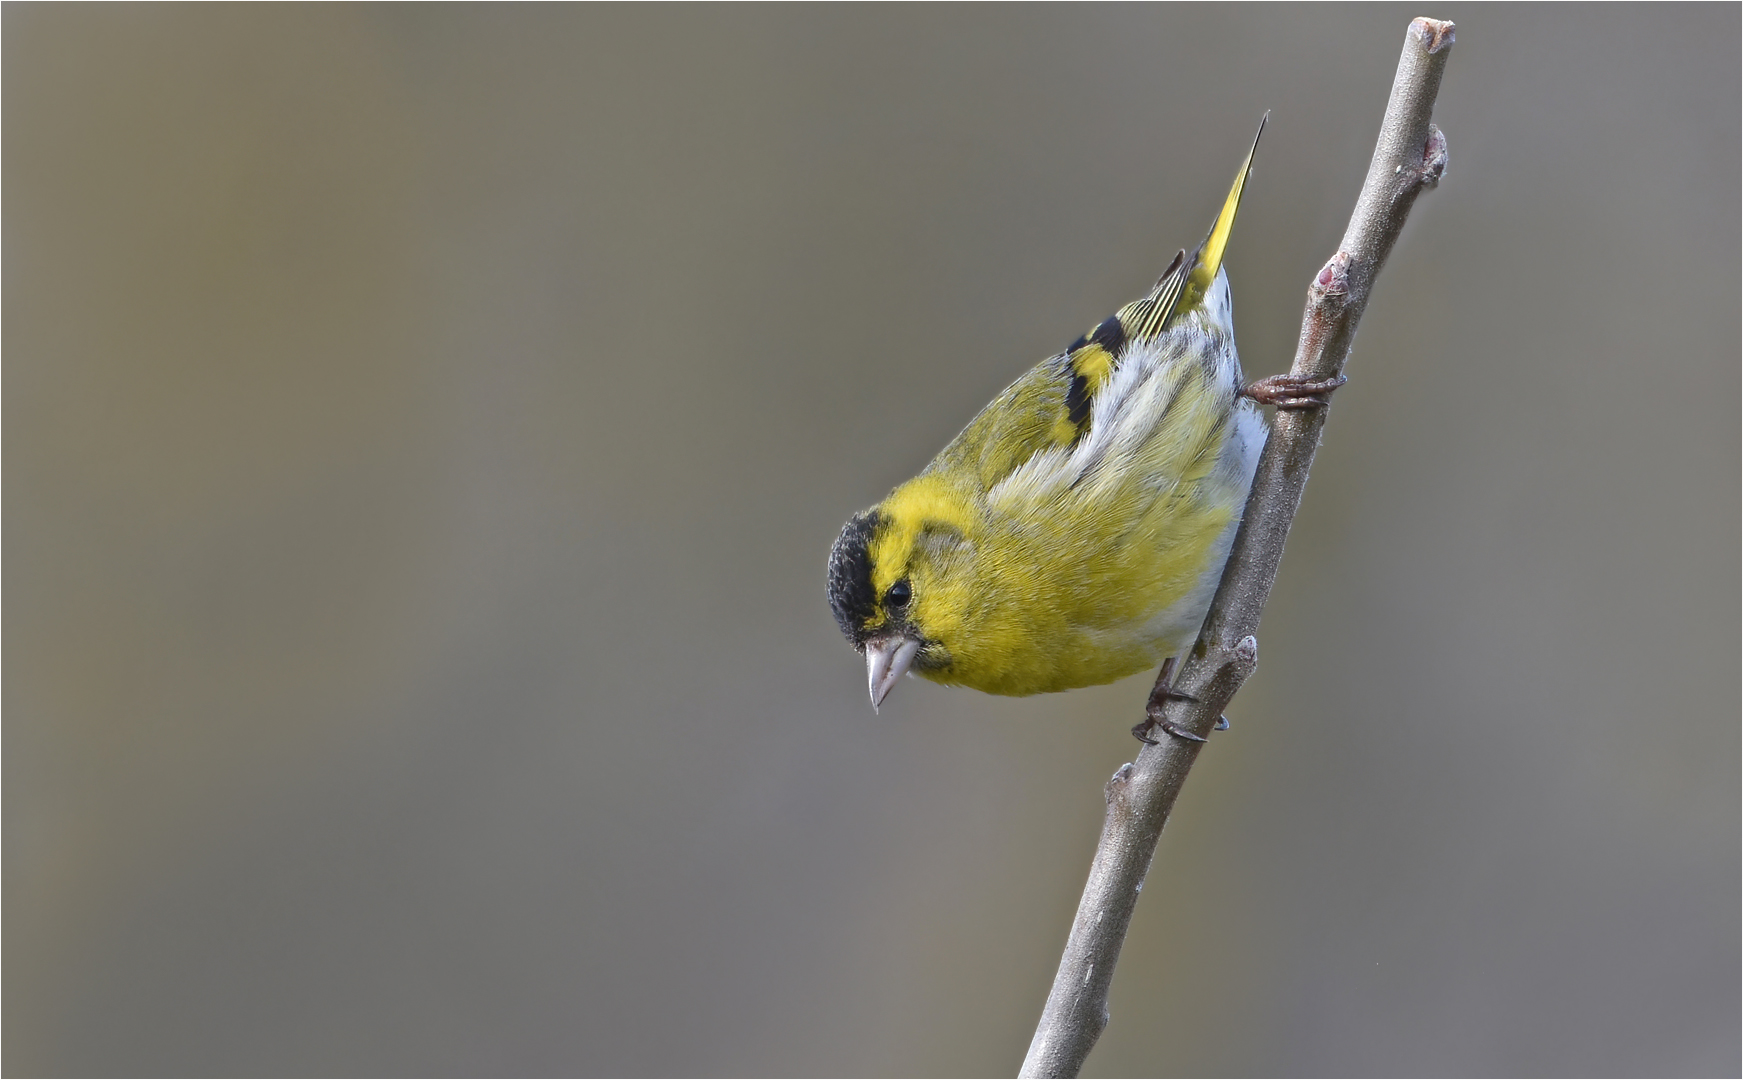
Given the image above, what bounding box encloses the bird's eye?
[885,580,911,609]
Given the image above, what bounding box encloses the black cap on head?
[827,510,881,647]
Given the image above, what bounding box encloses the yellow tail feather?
[1180,113,1268,312]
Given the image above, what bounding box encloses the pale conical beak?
[866,637,922,711]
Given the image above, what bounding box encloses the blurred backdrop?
[6,6,1738,1076]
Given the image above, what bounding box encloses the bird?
[826,116,1340,740]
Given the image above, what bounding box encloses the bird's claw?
[1130,714,1229,745]
[1133,656,1220,743]
[1241,373,1347,410]
[1157,720,1207,743]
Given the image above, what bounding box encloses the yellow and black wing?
[927,116,1265,493]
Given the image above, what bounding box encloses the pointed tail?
[1179,112,1267,312]
[1118,115,1269,342]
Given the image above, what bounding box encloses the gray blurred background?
[6,5,1737,1076]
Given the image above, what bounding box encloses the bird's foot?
[1131,712,1230,745]
[1241,373,1347,410]
[1132,717,1203,745]
[1132,657,1214,745]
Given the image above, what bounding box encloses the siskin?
[827,118,1337,735]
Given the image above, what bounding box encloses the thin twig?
[1020,18,1455,1078]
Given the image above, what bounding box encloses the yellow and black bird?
[827,118,1331,736]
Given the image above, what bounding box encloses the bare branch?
[1020,18,1455,1078]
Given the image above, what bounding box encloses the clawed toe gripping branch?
[1021,18,1455,1078]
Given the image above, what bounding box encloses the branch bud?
[1311,252,1354,305]
[1418,124,1448,187]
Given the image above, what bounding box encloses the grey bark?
[1019,18,1456,1078]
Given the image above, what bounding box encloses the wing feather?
[927,115,1264,495]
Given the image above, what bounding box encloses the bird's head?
[827,477,975,709]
